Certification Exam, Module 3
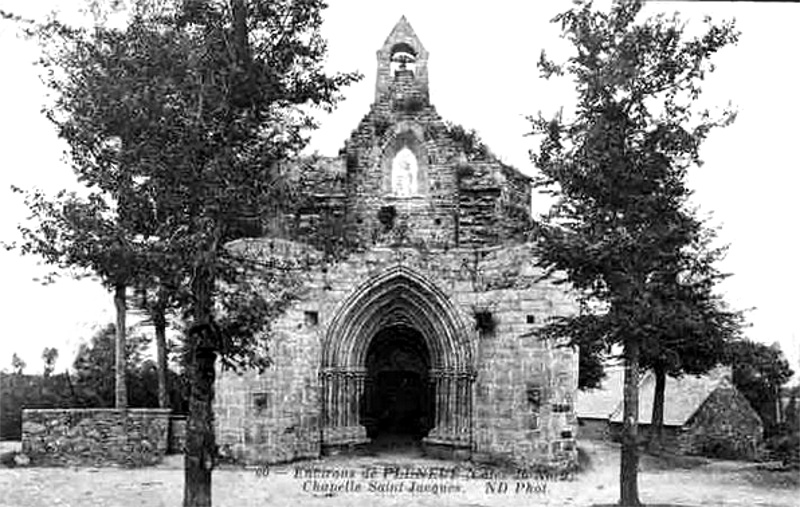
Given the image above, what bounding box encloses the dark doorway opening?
[362,325,433,447]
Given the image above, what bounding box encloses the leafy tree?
[530,1,738,504]
[20,1,358,505]
[726,340,794,435]
[10,353,27,375]
[73,323,149,407]
[785,387,799,431]
[72,323,189,410]
[13,183,143,410]
[641,283,742,449]
[134,275,185,410]
[41,347,59,378]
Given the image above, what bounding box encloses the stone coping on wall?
[22,408,172,467]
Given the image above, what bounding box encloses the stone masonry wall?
[468,247,579,468]
[578,418,612,441]
[21,409,170,467]
[168,415,187,454]
[215,306,323,464]
[684,383,763,460]
[215,242,579,469]
[608,423,689,454]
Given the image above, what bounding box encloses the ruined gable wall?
[684,383,764,460]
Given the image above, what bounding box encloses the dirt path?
[1,442,796,507]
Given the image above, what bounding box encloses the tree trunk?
[620,339,642,507]
[183,263,217,507]
[114,283,128,409]
[231,0,249,64]
[64,370,78,405]
[154,302,170,410]
[651,362,666,451]
[230,0,252,108]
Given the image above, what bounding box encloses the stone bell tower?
[374,16,430,105]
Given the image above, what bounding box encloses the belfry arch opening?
[390,42,417,76]
[320,266,475,455]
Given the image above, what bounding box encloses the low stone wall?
[608,422,690,454]
[168,415,187,454]
[22,408,171,467]
[578,418,612,441]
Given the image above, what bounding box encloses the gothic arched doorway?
[363,325,432,442]
[320,266,474,455]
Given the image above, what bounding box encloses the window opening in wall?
[526,314,536,324]
[252,392,270,414]
[552,402,572,413]
[526,383,542,410]
[475,310,495,335]
[304,311,319,326]
[378,205,397,231]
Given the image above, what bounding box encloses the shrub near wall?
[22,408,171,467]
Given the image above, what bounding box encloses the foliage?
[530,1,738,504]
[15,0,359,364]
[769,386,800,468]
[10,354,26,375]
[12,1,358,504]
[445,122,491,161]
[72,323,188,410]
[0,371,73,439]
[725,340,794,435]
[41,347,59,377]
[0,326,188,440]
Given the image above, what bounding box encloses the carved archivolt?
[322,265,472,370]
[320,265,475,447]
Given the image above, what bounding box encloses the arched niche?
[382,125,428,197]
[391,147,419,196]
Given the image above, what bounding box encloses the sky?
[0,0,797,378]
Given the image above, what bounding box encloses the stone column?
[321,367,368,446]
[425,368,475,447]
[444,371,453,439]
[434,370,445,439]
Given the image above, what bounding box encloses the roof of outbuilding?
[577,365,732,427]
[576,365,626,420]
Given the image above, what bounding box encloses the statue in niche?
[391,147,418,196]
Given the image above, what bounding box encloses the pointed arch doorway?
[363,324,432,445]
[320,266,475,455]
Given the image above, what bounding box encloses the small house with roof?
[577,366,763,459]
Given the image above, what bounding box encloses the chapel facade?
[214,17,579,470]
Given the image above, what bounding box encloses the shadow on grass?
[739,468,800,489]
[578,445,593,472]
[640,450,709,471]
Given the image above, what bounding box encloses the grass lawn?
[0,440,797,506]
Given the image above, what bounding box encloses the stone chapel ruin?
[214,16,580,470]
